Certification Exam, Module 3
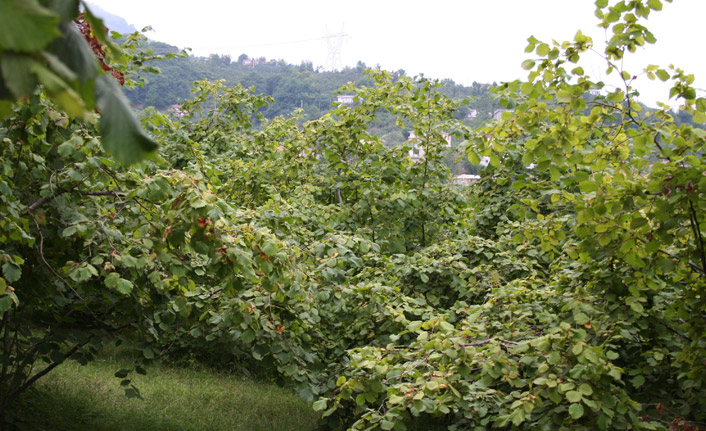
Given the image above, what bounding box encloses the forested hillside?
[124,43,502,127]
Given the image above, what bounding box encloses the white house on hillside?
[337,94,355,104]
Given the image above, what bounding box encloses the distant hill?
[85,2,138,35]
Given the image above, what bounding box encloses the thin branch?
[665,324,693,342]
[5,321,132,407]
[30,215,89,305]
[24,190,68,214]
[77,190,127,198]
[5,340,88,405]
[688,199,706,275]
[24,188,127,215]
[1,311,11,398]
[635,238,704,276]
[383,351,432,384]
[458,340,492,347]
[660,247,704,276]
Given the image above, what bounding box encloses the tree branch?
[688,199,706,275]
[4,321,133,408]
[24,188,127,215]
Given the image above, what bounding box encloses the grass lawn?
[9,351,320,431]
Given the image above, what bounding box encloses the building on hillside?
[337,94,355,104]
[453,174,481,185]
[467,109,478,119]
[170,104,188,118]
[493,109,514,121]
[242,58,260,67]
[408,142,425,163]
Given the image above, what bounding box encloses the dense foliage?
[1,0,706,430]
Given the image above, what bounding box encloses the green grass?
[11,352,320,431]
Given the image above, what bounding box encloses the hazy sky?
[87,0,704,107]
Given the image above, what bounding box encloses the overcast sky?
[87,0,704,107]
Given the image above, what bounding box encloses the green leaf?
[190,199,207,209]
[0,54,39,97]
[547,351,561,365]
[312,399,328,411]
[116,278,133,295]
[656,69,670,81]
[261,240,278,257]
[628,299,644,313]
[521,59,536,70]
[579,383,593,396]
[573,312,589,325]
[537,43,550,56]
[566,391,583,403]
[105,272,119,288]
[31,63,86,118]
[142,347,155,359]
[572,343,583,355]
[0,0,60,52]
[647,0,662,10]
[58,141,78,158]
[46,0,80,23]
[2,263,21,283]
[95,75,158,165]
[510,407,526,426]
[0,99,12,119]
[125,388,143,400]
[48,23,100,86]
[579,181,598,192]
[630,217,649,229]
[0,296,13,313]
[241,328,255,343]
[569,403,584,419]
[380,420,395,430]
[632,375,645,387]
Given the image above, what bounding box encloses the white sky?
[87,0,705,108]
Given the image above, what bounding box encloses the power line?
[324,25,347,72]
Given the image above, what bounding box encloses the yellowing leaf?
[556,90,573,103]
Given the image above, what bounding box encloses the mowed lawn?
[11,353,320,431]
